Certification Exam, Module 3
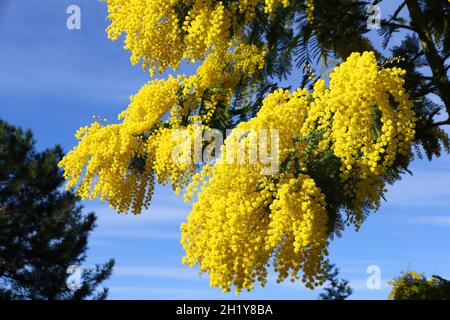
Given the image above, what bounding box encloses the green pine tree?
[319,263,353,300]
[0,119,114,300]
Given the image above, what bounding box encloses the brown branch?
[384,22,417,33]
[420,118,450,132]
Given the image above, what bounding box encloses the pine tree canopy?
[319,263,353,300]
[0,119,114,300]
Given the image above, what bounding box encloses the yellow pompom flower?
[103,0,279,75]
[181,52,416,293]
[60,0,417,295]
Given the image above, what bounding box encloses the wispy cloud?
[93,205,189,226]
[108,286,210,295]
[88,239,112,247]
[82,187,189,241]
[114,266,199,280]
[348,279,390,291]
[86,185,190,226]
[93,227,180,240]
[414,215,450,226]
[0,1,148,106]
[385,169,450,207]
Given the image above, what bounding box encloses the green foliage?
[298,0,378,63]
[0,119,114,300]
[319,263,353,300]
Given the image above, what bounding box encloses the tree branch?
[420,118,450,132]
[384,22,416,33]
[406,0,450,118]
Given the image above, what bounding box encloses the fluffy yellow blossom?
[59,121,155,214]
[305,0,314,23]
[301,52,416,226]
[234,43,267,76]
[265,0,290,14]
[105,0,185,75]
[388,271,444,300]
[58,0,419,297]
[60,39,415,293]
[59,41,266,213]
[181,52,416,293]
[180,86,319,293]
[149,124,200,195]
[103,0,286,75]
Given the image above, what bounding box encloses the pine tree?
[0,119,114,300]
[319,264,353,300]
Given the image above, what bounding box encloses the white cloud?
[86,186,190,227]
[108,286,209,294]
[88,239,112,247]
[114,266,200,280]
[93,206,188,226]
[93,227,180,240]
[107,286,223,299]
[385,169,450,207]
[348,279,390,291]
[414,215,450,226]
[84,187,190,240]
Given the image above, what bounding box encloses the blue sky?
[1,0,450,300]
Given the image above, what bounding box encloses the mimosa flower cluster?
[60,0,416,293]
[104,0,289,75]
[301,52,416,226]
[388,271,438,300]
[59,43,266,213]
[181,52,416,293]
